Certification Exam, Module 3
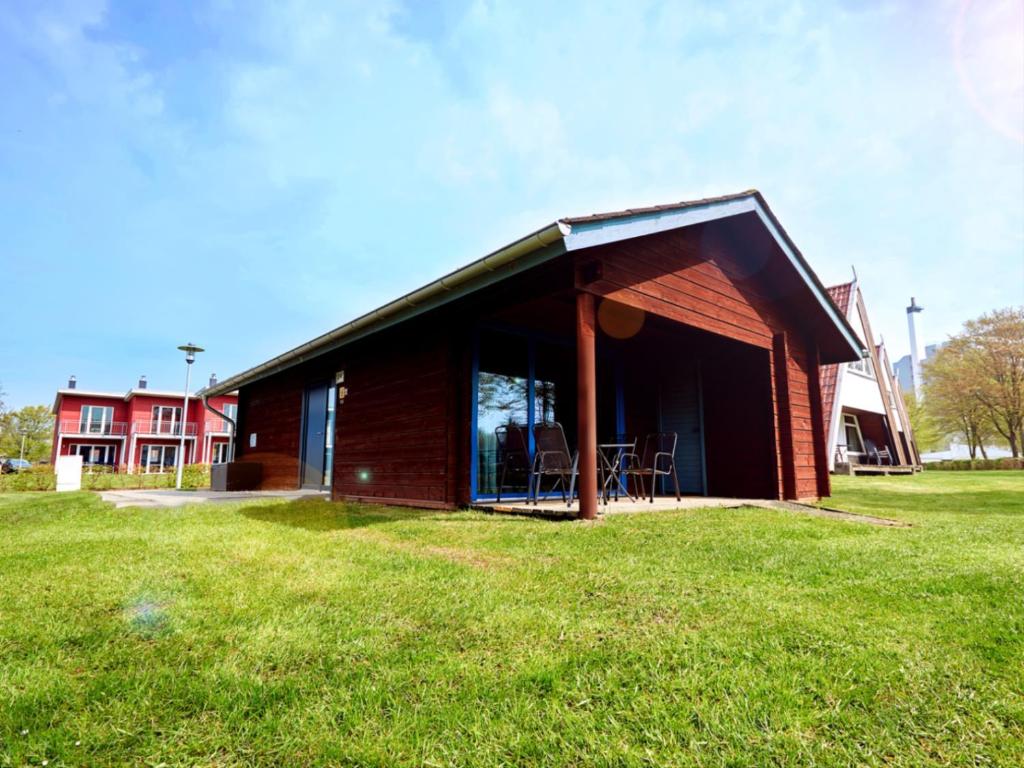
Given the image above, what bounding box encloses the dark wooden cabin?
[202,191,864,518]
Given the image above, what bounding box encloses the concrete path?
[99,488,327,509]
[478,496,908,527]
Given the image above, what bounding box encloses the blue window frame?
[470,326,625,502]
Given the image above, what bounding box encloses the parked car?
[1,458,32,474]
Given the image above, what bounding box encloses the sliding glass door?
[472,330,574,499]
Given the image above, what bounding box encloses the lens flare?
[597,299,645,339]
[953,0,1024,144]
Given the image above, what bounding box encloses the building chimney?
[68,375,77,390]
[906,297,924,396]
[209,373,218,388]
[138,375,147,390]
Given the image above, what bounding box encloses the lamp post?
[19,429,28,463]
[176,343,204,490]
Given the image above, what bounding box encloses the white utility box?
[55,454,83,492]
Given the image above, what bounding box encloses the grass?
[1,472,1021,766]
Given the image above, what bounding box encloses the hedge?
[923,457,1023,471]
[0,464,212,492]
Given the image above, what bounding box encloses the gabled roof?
[826,281,855,317]
[203,190,865,397]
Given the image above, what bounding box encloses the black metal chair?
[622,432,681,503]
[531,422,578,506]
[495,424,531,502]
[864,439,892,466]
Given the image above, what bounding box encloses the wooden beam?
[855,290,909,466]
[772,333,797,500]
[806,341,832,499]
[576,292,598,520]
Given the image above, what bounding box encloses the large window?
[79,405,114,435]
[474,331,571,498]
[69,444,116,466]
[140,444,177,473]
[151,406,182,435]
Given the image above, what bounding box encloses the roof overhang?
[203,191,864,396]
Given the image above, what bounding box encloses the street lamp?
[176,343,204,490]
[19,429,28,463]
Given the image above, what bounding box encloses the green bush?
[0,465,56,491]
[924,457,1023,471]
[0,464,213,492]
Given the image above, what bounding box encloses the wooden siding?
[576,224,789,352]
[772,333,829,500]
[332,332,454,506]
[235,371,305,489]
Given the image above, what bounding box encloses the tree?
[0,405,54,463]
[923,345,993,459]
[923,307,1024,459]
[902,391,943,454]
[957,308,1024,458]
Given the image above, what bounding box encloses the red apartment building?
[51,375,238,473]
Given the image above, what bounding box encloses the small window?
[212,442,230,464]
[842,413,864,453]
[848,356,874,378]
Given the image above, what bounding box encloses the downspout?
[202,395,236,463]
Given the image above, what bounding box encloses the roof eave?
[202,221,569,397]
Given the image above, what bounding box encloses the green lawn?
[1,473,1021,767]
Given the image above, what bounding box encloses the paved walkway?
[477,496,908,526]
[99,488,327,509]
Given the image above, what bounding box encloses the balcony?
[132,421,198,437]
[58,421,129,437]
[204,420,234,435]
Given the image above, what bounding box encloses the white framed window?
[69,444,117,466]
[841,413,865,454]
[151,406,182,435]
[848,356,875,378]
[79,405,114,435]
[140,444,177,473]
[211,442,230,464]
[221,403,238,433]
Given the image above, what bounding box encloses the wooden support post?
[772,333,797,500]
[806,342,832,499]
[577,292,598,520]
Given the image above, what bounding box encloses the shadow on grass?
[238,497,432,532]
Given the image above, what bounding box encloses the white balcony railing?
[58,421,129,437]
[204,420,233,434]
[131,421,198,437]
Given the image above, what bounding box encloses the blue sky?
[1,0,1022,409]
